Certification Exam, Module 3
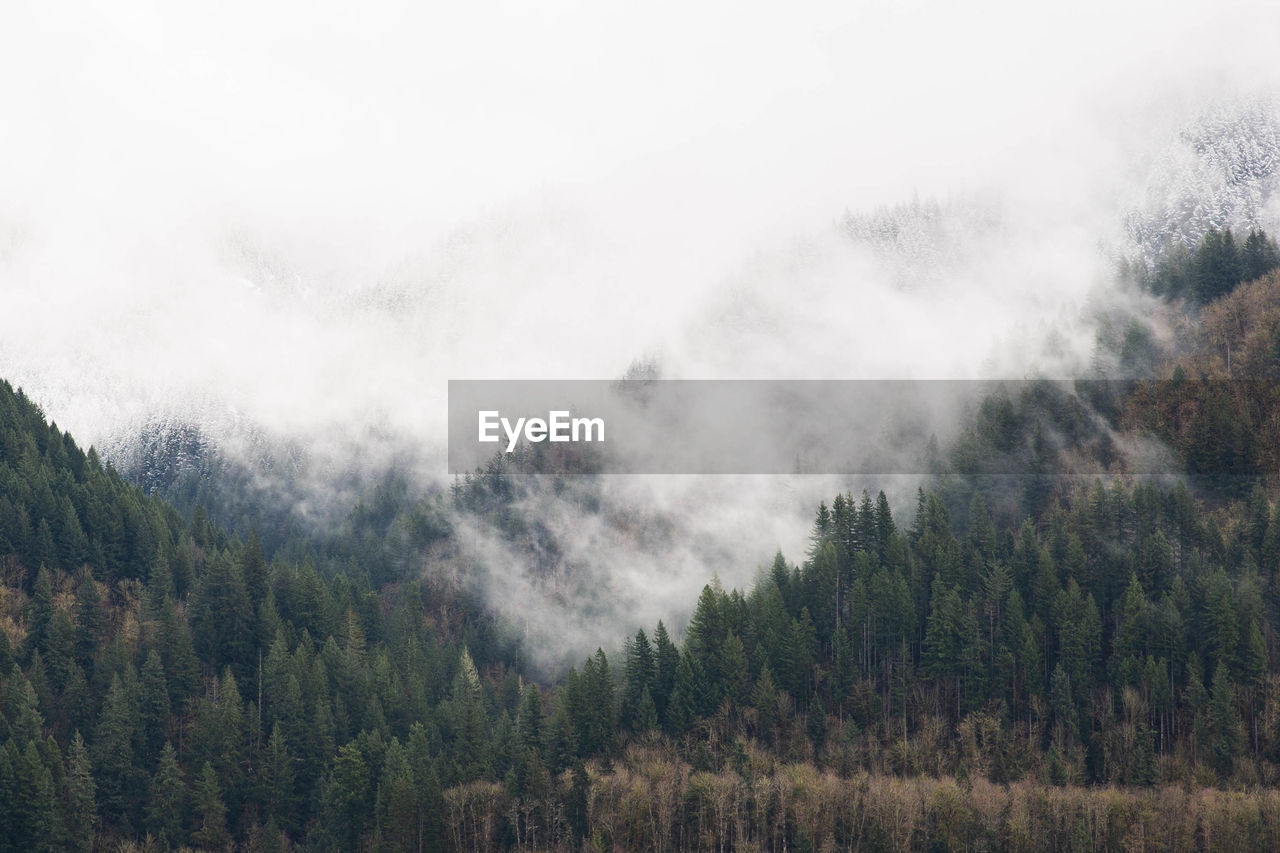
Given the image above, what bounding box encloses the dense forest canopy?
[4,266,1280,850]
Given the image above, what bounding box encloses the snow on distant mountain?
[1126,97,1280,262]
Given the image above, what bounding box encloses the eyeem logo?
[478,410,605,453]
[453,378,1275,475]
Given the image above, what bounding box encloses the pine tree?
[634,686,658,735]
[807,705,827,762]
[406,727,446,853]
[875,491,895,559]
[753,663,780,748]
[327,743,371,849]
[566,762,590,845]
[1185,654,1210,764]
[0,630,12,681]
[664,652,696,736]
[25,566,55,656]
[1055,580,1099,701]
[783,609,818,704]
[42,615,80,699]
[721,633,750,710]
[1114,572,1147,664]
[191,761,229,851]
[241,531,268,610]
[56,499,86,571]
[214,667,248,799]
[808,502,833,560]
[769,550,795,615]
[62,731,96,852]
[158,598,201,705]
[1050,663,1076,744]
[805,542,840,645]
[622,628,655,732]
[72,574,103,676]
[542,707,576,774]
[146,547,174,608]
[1136,531,1173,594]
[193,549,254,678]
[1132,722,1158,786]
[93,672,142,832]
[832,623,857,702]
[517,685,543,753]
[446,648,491,782]
[652,620,679,723]
[10,739,56,851]
[1195,228,1244,303]
[491,711,516,778]
[7,667,45,745]
[262,724,297,833]
[146,742,185,848]
[32,521,57,575]
[1242,228,1280,282]
[304,699,337,800]
[686,583,727,676]
[139,650,169,766]
[922,580,961,681]
[1210,664,1241,777]
[0,741,12,850]
[376,738,417,853]
[1204,569,1240,673]
[582,649,618,755]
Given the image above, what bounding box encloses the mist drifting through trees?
[8,2,1280,851]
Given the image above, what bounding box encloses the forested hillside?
[5,259,1280,851]
[0,379,521,851]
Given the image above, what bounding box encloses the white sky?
[2,0,1279,443]
[5,0,1280,662]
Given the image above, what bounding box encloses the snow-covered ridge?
[1126,97,1280,264]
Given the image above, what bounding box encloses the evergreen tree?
[446,648,491,782]
[7,667,45,746]
[1242,228,1280,282]
[1114,572,1147,664]
[71,574,103,676]
[1050,663,1076,743]
[157,598,201,705]
[262,724,297,832]
[193,550,254,679]
[191,761,229,851]
[406,727,446,853]
[517,685,543,753]
[807,705,827,762]
[241,530,268,610]
[1204,569,1240,673]
[1132,722,1158,786]
[721,633,750,710]
[146,742,185,848]
[753,663,780,747]
[1210,664,1241,776]
[634,686,658,735]
[664,652,696,736]
[10,739,56,851]
[139,650,169,766]
[1195,228,1244,303]
[622,628,655,732]
[326,743,371,850]
[376,738,417,853]
[25,566,55,657]
[92,672,141,832]
[62,731,96,853]
[652,620,679,723]
[783,608,817,704]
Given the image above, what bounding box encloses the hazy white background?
[3,0,1279,661]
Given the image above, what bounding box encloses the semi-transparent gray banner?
[447,378,1272,475]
